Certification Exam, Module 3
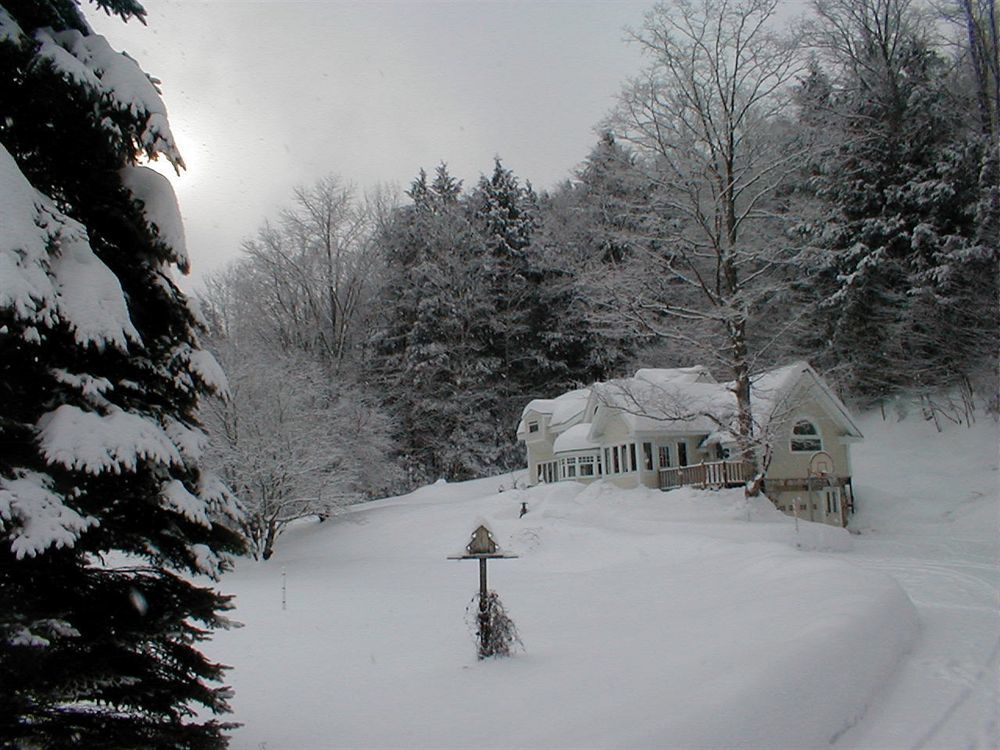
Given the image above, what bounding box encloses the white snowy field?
[204,410,998,750]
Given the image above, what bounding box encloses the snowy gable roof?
[553,423,600,454]
[519,362,859,445]
[747,362,862,439]
[550,388,590,428]
[517,388,590,433]
[590,368,731,435]
[632,366,715,387]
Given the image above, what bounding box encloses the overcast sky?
[86,1,653,287]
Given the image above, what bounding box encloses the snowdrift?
[206,480,917,749]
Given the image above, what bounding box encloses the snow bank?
[835,408,999,750]
[206,479,916,749]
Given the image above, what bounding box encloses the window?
[791,419,822,452]
[527,421,539,434]
[612,447,620,474]
[604,448,611,474]
[538,461,557,483]
[579,455,596,477]
[658,445,671,469]
[564,458,577,479]
[628,443,637,472]
[677,441,688,467]
[824,488,840,514]
[642,442,653,471]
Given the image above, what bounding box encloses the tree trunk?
[262,521,278,560]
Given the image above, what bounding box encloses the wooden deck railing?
[659,460,751,491]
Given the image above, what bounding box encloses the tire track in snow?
[844,540,999,749]
[910,633,1000,750]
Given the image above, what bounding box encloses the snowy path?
[836,414,999,750]
[838,532,999,750]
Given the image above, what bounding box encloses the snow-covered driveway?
[839,533,998,749]
[837,414,999,750]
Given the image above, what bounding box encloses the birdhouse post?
[448,524,518,657]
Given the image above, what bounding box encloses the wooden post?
[478,558,489,653]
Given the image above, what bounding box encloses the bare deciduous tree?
[942,0,999,140]
[238,176,397,373]
[602,0,805,489]
[199,343,400,560]
[195,176,403,559]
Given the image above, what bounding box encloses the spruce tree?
[373,165,499,481]
[532,134,647,384]
[801,0,998,400]
[471,159,544,467]
[0,2,243,747]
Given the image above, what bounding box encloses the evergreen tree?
[533,134,646,383]
[802,0,998,400]
[0,2,243,747]
[372,165,500,482]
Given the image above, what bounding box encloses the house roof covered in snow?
[517,388,590,434]
[553,423,600,454]
[589,367,730,437]
[520,362,862,445]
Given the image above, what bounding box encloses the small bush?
[467,591,523,659]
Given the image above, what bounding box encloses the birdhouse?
[466,525,497,555]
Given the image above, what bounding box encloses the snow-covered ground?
[836,410,1000,750]
[205,410,998,749]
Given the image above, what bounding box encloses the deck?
[659,460,752,491]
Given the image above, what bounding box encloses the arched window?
[791,418,822,452]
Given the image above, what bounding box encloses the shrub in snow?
[467,591,523,659]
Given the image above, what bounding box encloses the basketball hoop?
[808,450,835,477]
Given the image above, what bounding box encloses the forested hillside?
[196,0,998,557]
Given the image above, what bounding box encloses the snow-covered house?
[516,362,863,527]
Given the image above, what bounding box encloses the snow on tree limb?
[164,418,209,463]
[50,227,143,349]
[161,480,211,528]
[37,404,182,475]
[0,7,24,44]
[0,471,99,559]
[120,165,189,272]
[189,543,227,579]
[0,144,141,350]
[184,347,230,396]
[33,27,184,169]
